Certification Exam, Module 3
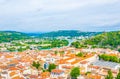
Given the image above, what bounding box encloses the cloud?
[0,0,119,15]
[0,0,120,32]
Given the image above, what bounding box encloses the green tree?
[99,54,119,63]
[32,61,41,70]
[104,55,110,61]
[76,52,84,57]
[85,71,91,75]
[70,67,80,79]
[105,70,113,79]
[116,69,120,79]
[60,51,65,56]
[110,56,119,62]
[48,63,56,72]
[71,41,80,48]
[118,49,120,52]
[54,51,58,55]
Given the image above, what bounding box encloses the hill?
[0,31,30,43]
[39,30,101,37]
[0,30,101,43]
[71,31,120,49]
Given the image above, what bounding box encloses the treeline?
[38,39,69,49]
[99,54,120,63]
[6,39,69,52]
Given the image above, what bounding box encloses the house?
[23,69,38,76]
[80,61,89,72]
[1,71,8,79]
[88,65,100,73]
[40,72,50,79]
[92,60,120,70]
[50,69,64,78]
[86,74,102,79]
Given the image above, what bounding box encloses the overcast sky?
[0,0,120,32]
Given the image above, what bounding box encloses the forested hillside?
[39,30,101,37]
[71,31,120,50]
[0,31,30,43]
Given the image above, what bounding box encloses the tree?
[60,51,65,56]
[116,69,120,79]
[110,56,119,62]
[71,41,80,48]
[85,71,91,75]
[118,48,120,52]
[99,54,119,63]
[54,51,58,55]
[76,52,84,57]
[105,70,113,79]
[32,61,41,70]
[70,67,80,79]
[48,64,56,72]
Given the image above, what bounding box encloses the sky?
[0,0,120,32]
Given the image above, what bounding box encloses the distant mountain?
[26,33,42,37]
[0,30,102,43]
[39,30,102,37]
[0,31,30,43]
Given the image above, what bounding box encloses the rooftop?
[51,69,64,74]
[92,60,119,68]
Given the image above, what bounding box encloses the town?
[0,0,120,79]
[0,46,120,79]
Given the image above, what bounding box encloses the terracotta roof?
[12,76,24,79]
[51,69,63,74]
[62,66,73,69]
[71,60,80,65]
[17,65,25,69]
[10,59,19,64]
[64,57,74,61]
[89,65,100,69]
[87,74,101,79]
[30,75,38,78]
[41,72,50,78]
[0,65,7,69]
[80,61,88,64]
[9,67,19,71]
[9,71,17,77]
[5,55,14,58]
[57,59,66,64]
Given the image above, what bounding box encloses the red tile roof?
[51,69,63,74]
